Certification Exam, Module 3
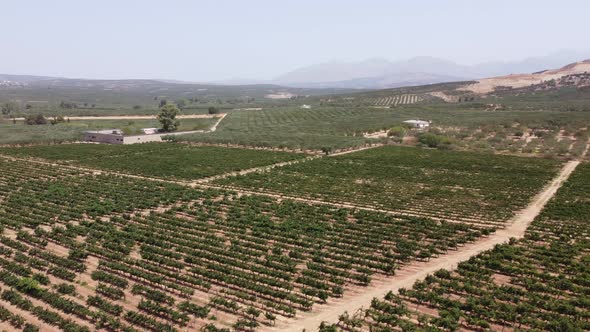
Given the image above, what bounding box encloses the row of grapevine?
[324,163,590,331]
[217,146,561,225]
[0,156,496,331]
[0,143,304,181]
[372,94,422,106]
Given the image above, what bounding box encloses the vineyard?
[0,137,582,332]
[325,162,590,331]
[0,153,512,331]
[0,143,304,181]
[371,95,422,107]
[217,146,561,224]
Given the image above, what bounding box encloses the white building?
[142,128,159,135]
[403,120,430,129]
[300,104,312,109]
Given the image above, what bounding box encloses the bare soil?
[460,60,590,94]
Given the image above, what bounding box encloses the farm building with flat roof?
[84,129,124,144]
[84,129,163,144]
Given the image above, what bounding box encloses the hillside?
[460,59,590,94]
[320,59,590,108]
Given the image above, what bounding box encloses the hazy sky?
[2,0,589,81]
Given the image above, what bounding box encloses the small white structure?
[142,128,159,135]
[403,120,430,129]
[300,104,312,109]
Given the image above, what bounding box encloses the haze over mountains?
[270,50,590,89]
[2,50,589,91]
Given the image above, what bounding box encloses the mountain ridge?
[271,50,590,89]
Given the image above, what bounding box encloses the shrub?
[24,114,47,125]
[387,126,407,138]
[418,133,455,149]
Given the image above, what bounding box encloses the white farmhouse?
[403,120,430,129]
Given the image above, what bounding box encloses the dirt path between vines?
[262,160,581,332]
[196,155,320,183]
[208,113,227,132]
[0,298,61,332]
[327,144,384,157]
[197,143,382,183]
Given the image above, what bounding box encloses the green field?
[0,117,218,145]
[339,162,590,332]
[0,80,356,117]
[175,102,590,151]
[217,146,561,223]
[0,79,588,332]
[0,143,304,180]
[3,83,590,152]
[0,156,495,331]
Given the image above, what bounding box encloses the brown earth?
[460,60,590,94]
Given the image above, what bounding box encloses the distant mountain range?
[2,50,589,92]
[268,50,590,89]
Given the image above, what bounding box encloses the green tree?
[49,115,65,125]
[418,133,455,149]
[388,126,407,138]
[24,114,47,125]
[418,133,442,147]
[59,101,77,109]
[175,99,187,109]
[321,146,333,155]
[158,104,180,132]
[1,102,18,115]
[208,106,219,114]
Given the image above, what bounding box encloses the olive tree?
[1,102,18,115]
[157,104,180,132]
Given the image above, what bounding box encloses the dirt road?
[328,144,383,157]
[263,160,581,332]
[196,154,319,183]
[208,113,227,132]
